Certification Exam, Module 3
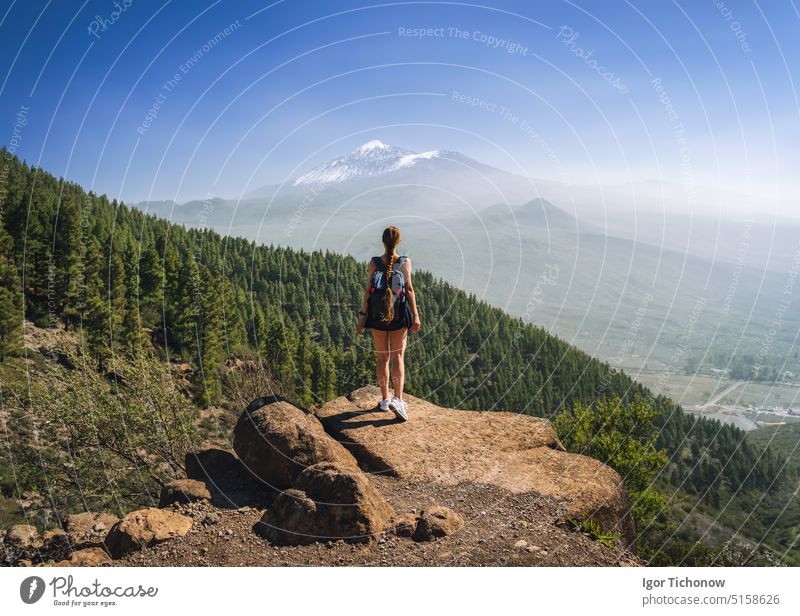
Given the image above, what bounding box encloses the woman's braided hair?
[381,226,401,323]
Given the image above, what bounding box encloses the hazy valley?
[137,140,800,428]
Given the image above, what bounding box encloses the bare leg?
[371,329,390,400]
[389,328,408,400]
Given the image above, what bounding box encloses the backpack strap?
[374,255,406,271]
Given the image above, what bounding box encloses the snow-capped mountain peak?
[395,150,441,169]
[292,140,447,186]
[357,139,391,152]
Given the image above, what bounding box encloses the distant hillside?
[133,143,800,379]
[748,422,800,470]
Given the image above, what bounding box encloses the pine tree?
[0,229,23,361]
[294,325,313,405]
[54,192,83,324]
[138,241,164,325]
[311,342,336,403]
[220,277,246,351]
[82,236,111,363]
[106,246,128,348]
[191,265,226,407]
[261,313,297,395]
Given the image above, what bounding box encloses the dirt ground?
[117,477,640,567]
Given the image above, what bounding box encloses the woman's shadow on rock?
[317,405,403,433]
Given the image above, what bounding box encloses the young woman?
[356,226,421,420]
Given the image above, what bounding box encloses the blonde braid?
[381,250,396,322]
[380,227,400,322]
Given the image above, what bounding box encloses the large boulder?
[64,512,119,549]
[185,441,245,485]
[413,506,464,541]
[258,489,317,545]
[318,386,636,545]
[159,479,212,508]
[233,396,358,490]
[257,461,394,545]
[185,441,274,509]
[104,508,192,558]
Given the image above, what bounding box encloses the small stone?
[514,539,528,549]
[159,479,212,508]
[202,512,220,526]
[43,528,66,542]
[65,547,112,567]
[64,512,120,549]
[412,506,464,542]
[392,512,419,538]
[104,508,192,558]
[4,524,41,549]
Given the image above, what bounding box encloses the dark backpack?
[369,255,407,323]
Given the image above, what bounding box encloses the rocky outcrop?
[233,396,359,489]
[159,479,212,508]
[257,461,394,545]
[2,386,641,567]
[105,508,193,558]
[317,386,635,545]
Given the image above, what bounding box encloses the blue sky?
[1,0,798,207]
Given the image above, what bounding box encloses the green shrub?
[554,394,671,557]
[0,348,200,523]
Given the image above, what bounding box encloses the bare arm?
[357,259,376,334]
[403,258,421,332]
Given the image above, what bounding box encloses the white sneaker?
[388,396,408,421]
[379,398,391,411]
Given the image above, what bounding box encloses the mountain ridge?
[243,138,536,201]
